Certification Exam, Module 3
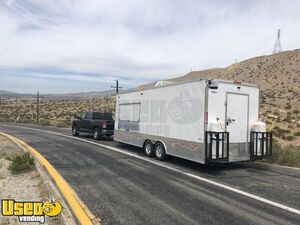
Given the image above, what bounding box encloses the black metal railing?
[250,132,272,159]
[205,132,229,162]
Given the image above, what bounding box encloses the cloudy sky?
[0,0,299,94]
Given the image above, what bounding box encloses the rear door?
[82,112,92,132]
[76,112,86,131]
[225,93,249,143]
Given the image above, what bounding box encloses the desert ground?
[0,134,64,225]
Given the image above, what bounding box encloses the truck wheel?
[93,129,101,140]
[144,140,154,157]
[154,142,166,160]
[72,126,79,136]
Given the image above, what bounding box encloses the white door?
[226,93,249,143]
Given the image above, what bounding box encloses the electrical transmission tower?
[273,29,282,54]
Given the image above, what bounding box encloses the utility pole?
[36,91,39,124]
[273,29,282,54]
[111,80,123,94]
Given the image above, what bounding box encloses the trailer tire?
[154,142,166,160]
[93,128,101,140]
[72,126,79,136]
[144,140,154,157]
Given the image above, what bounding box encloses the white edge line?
[1,124,300,216]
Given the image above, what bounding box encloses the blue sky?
[0,0,299,94]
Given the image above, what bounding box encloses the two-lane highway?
[0,123,299,225]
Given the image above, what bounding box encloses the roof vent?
[207,79,218,89]
[154,80,174,87]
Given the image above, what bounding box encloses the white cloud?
[0,0,299,93]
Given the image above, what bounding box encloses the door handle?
[227,118,236,124]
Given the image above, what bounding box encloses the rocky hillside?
[138,49,300,145]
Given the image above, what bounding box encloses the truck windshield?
[92,113,113,120]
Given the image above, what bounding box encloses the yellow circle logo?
[42,200,62,217]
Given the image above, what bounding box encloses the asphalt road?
[0,123,300,225]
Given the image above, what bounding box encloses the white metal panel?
[115,80,206,143]
[207,82,260,142]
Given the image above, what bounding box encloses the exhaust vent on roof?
[154,80,174,87]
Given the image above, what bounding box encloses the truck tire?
[144,140,154,157]
[154,142,166,160]
[93,129,101,140]
[72,126,79,136]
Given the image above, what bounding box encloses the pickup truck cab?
[72,112,114,139]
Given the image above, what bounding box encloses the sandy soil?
[0,135,64,225]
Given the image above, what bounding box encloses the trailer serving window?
[119,103,141,122]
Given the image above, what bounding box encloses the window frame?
[118,102,141,122]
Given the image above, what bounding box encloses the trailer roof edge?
[118,78,258,96]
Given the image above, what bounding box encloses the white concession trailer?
[114,79,272,164]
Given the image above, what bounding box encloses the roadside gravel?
[0,135,64,225]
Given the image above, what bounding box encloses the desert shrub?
[294,132,300,136]
[283,117,292,123]
[286,135,295,141]
[264,141,300,167]
[0,116,15,122]
[265,120,272,125]
[16,118,35,124]
[272,126,289,138]
[56,120,69,128]
[7,152,34,173]
[39,118,51,126]
[285,104,292,110]
[293,110,299,114]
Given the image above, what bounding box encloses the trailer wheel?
[144,140,154,157]
[72,126,79,136]
[93,129,101,140]
[154,142,166,160]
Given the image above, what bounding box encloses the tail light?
[233,80,242,84]
[205,112,208,124]
[103,122,107,129]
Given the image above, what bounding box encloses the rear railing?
[250,131,272,159]
[205,132,229,162]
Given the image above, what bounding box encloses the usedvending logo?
[1,199,62,224]
[167,92,202,124]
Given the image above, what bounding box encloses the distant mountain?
[0,90,34,97]
[0,90,116,99]
[42,90,116,99]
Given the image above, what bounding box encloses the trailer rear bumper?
[205,131,273,163]
[205,132,229,163]
[250,131,272,160]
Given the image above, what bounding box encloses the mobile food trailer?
[114,79,272,164]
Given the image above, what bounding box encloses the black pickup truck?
[72,112,114,139]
